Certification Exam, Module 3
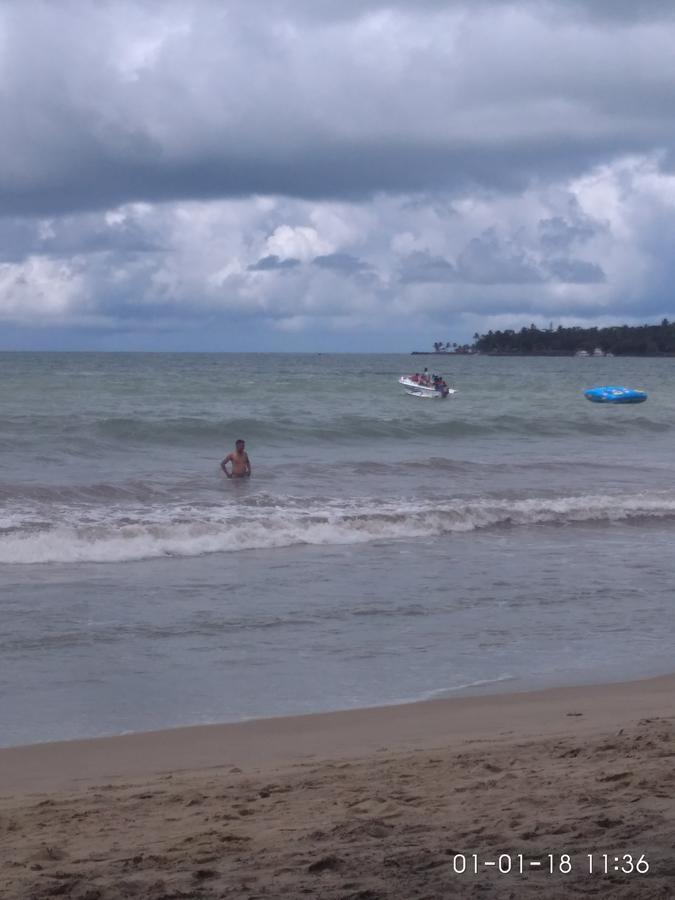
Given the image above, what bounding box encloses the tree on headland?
[470,320,675,355]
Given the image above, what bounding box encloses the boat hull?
[399,376,454,398]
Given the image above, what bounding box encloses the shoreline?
[2,672,673,796]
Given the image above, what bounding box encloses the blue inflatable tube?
[584,385,647,403]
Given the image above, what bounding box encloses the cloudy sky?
[4,0,675,350]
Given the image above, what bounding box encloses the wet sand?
[1,675,673,898]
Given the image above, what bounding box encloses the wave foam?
[2,492,675,565]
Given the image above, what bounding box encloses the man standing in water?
[221,439,252,479]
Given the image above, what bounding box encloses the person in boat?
[433,377,449,397]
[221,439,252,479]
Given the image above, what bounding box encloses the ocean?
[2,351,675,747]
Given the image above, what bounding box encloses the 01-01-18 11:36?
[451,853,650,876]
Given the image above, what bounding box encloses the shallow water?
[2,352,675,745]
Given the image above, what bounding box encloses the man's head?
[235,439,245,451]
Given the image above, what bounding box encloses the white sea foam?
[3,491,675,565]
[420,674,517,699]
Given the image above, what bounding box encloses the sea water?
[2,352,675,746]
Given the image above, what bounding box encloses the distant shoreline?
[412,350,675,357]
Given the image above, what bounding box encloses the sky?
[4,0,675,351]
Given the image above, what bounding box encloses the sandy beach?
[0,676,673,899]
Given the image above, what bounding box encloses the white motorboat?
[399,376,455,398]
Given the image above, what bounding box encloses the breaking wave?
[3,492,675,565]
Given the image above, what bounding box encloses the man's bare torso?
[221,441,252,479]
[228,450,250,476]
[221,450,251,479]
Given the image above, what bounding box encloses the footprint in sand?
[307,854,343,873]
[345,798,404,819]
[32,845,68,862]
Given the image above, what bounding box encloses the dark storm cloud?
[546,258,605,284]
[312,253,370,273]
[400,230,606,286]
[2,137,622,217]
[538,215,600,253]
[0,220,40,263]
[556,1,675,23]
[248,255,301,271]
[0,214,162,262]
[456,231,544,285]
[4,1,675,217]
[399,252,457,284]
[242,1,675,24]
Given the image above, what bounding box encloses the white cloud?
[0,256,84,320]
[264,225,333,262]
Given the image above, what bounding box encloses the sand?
[0,675,673,899]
